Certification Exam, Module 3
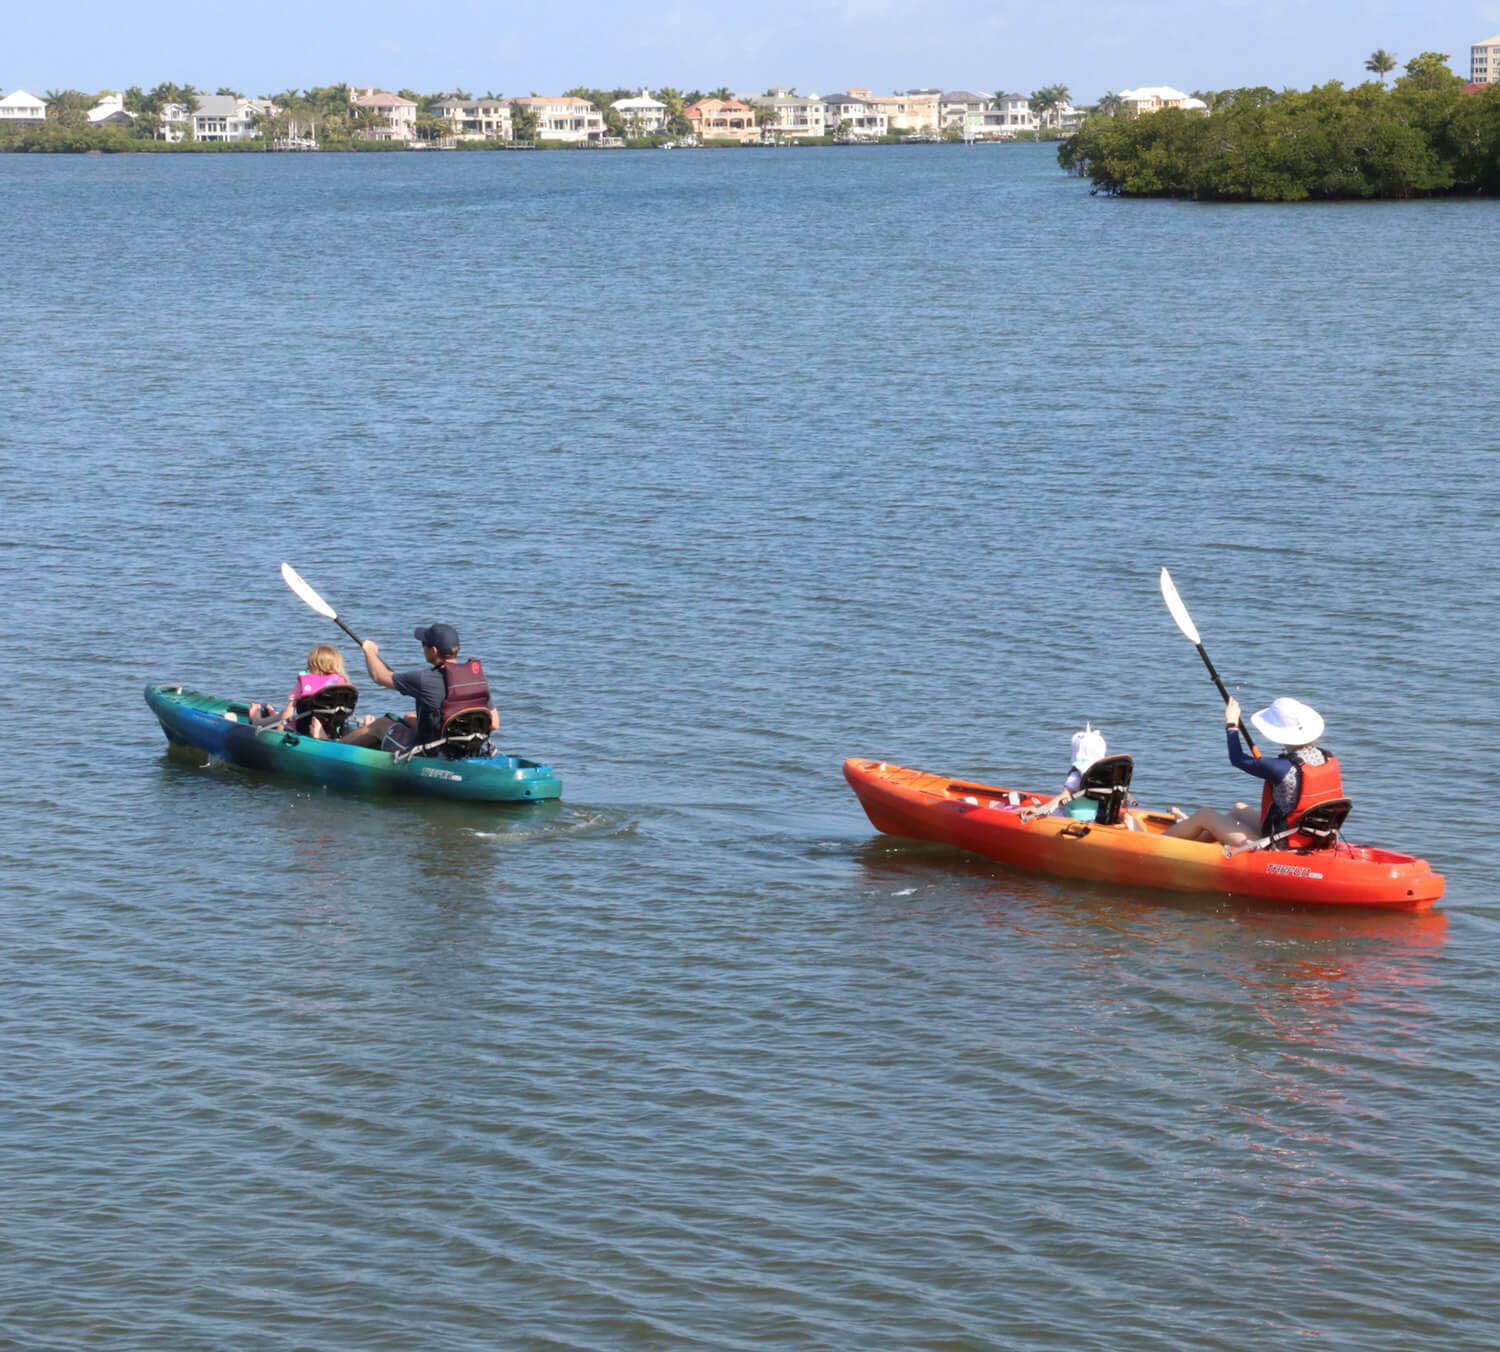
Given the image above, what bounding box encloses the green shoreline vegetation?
[1059,53,1500,200]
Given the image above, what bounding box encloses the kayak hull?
[146,684,562,804]
[844,758,1443,912]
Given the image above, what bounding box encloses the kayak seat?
[292,683,359,738]
[1078,754,1134,827]
[433,708,494,760]
[1273,797,1352,852]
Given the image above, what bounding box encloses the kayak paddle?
[1158,567,1259,757]
[280,562,365,647]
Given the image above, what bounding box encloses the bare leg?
[1164,803,1259,845]
[341,715,395,747]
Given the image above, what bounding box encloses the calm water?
[2,145,1497,1350]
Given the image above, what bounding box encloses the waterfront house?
[821,91,888,138]
[685,97,761,142]
[940,91,993,131]
[992,94,1037,133]
[510,96,605,143]
[612,90,668,136]
[850,88,940,134]
[189,94,267,142]
[752,90,827,138]
[0,89,46,125]
[1118,86,1191,116]
[1472,35,1500,83]
[87,93,135,127]
[352,89,417,141]
[433,97,512,141]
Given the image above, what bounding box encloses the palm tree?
[1028,83,1070,132]
[1095,91,1124,117]
[1365,49,1397,85]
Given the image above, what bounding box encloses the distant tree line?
[1058,53,1500,200]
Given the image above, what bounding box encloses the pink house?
[685,97,761,143]
[352,89,417,141]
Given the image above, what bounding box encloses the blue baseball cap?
[413,622,460,653]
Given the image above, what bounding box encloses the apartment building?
[1472,35,1500,83]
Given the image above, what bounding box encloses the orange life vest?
[1260,752,1343,847]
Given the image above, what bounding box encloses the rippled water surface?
[2,146,1497,1349]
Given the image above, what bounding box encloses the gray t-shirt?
[392,666,446,741]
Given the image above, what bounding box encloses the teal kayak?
[145,683,562,803]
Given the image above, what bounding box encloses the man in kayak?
[1165,695,1341,847]
[342,622,499,755]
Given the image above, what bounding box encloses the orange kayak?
[843,758,1444,912]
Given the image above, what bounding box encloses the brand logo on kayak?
[1267,863,1324,879]
[420,767,462,781]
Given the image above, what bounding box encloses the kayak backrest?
[432,708,494,761]
[1277,796,1352,852]
[292,683,359,738]
[1078,754,1134,827]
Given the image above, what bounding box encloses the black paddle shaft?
[1194,642,1258,754]
[334,616,364,647]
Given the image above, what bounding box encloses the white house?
[0,89,46,125]
[612,89,668,135]
[87,93,135,127]
[191,95,266,142]
[509,96,605,143]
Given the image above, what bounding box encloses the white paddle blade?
[280,562,338,620]
[1159,567,1201,646]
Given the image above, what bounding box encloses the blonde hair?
[306,645,346,677]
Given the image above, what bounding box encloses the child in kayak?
[1026,724,1109,820]
[248,645,365,739]
[1164,695,1339,846]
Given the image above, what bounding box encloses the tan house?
[0,89,46,125]
[1472,35,1500,83]
[433,97,512,141]
[847,87,940,134]
[1117,86,1206,116]
[685,97,761,142]
[510,96,605,142]
[352,89,417,141]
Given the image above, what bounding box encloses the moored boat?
[843,757,1443,911]
[147,684,561,804]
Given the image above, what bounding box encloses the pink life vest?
[292,670,346,703]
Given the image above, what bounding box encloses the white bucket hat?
[1070,723,1107,770]
[1250,697,1324,749]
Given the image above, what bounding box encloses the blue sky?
[6,1,1496,102]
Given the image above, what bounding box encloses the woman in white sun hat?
[1164,695,1344,847]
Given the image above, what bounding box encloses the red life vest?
[1260,752,1343,847]
[438,658,490,726]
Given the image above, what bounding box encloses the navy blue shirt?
[392,666,446,741]
[1227,729,1329,823]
